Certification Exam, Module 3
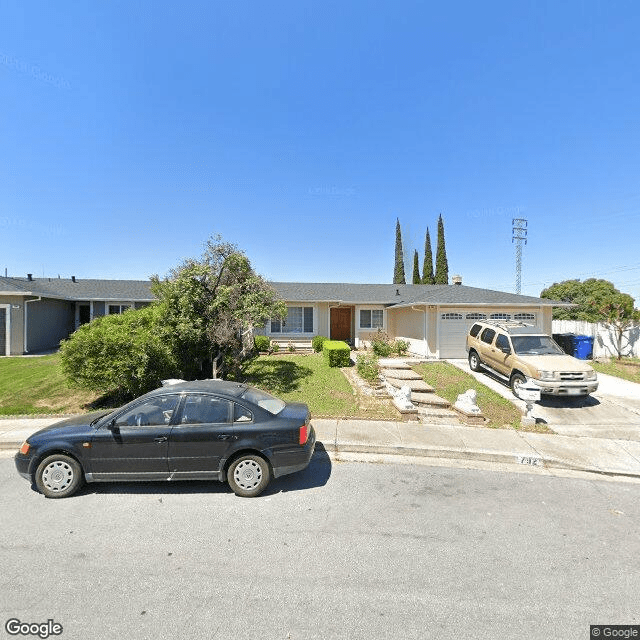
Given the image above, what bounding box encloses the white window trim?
[106,302,134,315]
[268,305,316,336]
[357,306,385,331]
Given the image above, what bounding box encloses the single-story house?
[1,275,564,359]
[0,275,154,355]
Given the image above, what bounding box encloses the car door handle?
[217,434,236,441]
[154,436,168,443]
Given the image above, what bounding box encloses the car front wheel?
[468,351,482,372]
[227,454,270,497]
[35,454,84,499]
[510,373,527,399]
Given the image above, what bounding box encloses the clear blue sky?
[2,1,639,303]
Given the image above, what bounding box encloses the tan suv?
[465,320,598,398]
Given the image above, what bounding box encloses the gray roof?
[0,276,154,302]
[0,276,564,307]
[269,282,564,307]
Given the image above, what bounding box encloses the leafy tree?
[152,235,286,379]
[599,292,640,360]
[412,250,421,284]
[540,278,640,359]
[393,218,406,284]
[421,227,434,284]
[60,235,286,395]
[434,214,449,284]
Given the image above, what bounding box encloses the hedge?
[322,340,351,367]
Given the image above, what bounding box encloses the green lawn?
[241,353,397,419]
[0,354,100,415]
[412,361,538,430]
[592,357,640,384]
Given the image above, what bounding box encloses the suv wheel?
[510,373,527,399]
[468,351,482,372]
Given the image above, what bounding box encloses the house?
[259,281,562,358]
[0,275,563,359]
[0,275,154,355]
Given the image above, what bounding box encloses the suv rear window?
[469,323,482,338]
[480,328,496,344]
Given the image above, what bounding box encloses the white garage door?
[438,311,537,358]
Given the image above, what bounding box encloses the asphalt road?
[1,454,639,640]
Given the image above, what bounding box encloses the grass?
[412,361,536,430]
[0,354,100,415]
[241,353,397,419]
[592,357,640,384]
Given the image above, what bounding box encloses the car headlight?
[536,370,557,381]
[585,370,597,381]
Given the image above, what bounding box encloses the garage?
[437,310,538,358]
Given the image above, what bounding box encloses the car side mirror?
[107,419,118,431]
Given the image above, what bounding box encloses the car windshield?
[511,336,565,355]
[241,387,286,415]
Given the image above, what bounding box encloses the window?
[480,328,496,344]
[271,307,313,333]
[469,323,482,338]
[181,395,231,424]
[360,309,383,329]
[495,334,511,353]
[490,313,511,320]
[108,304,131,315]
[234,403,253,423]
[114,395,179,427]
[466,313,486,320]
[441,313,463,320]
[514,313,535,321]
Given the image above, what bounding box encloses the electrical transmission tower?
[512,218,528,294]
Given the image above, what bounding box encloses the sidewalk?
[2,415,640,480]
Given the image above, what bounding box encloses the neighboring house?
[0,275,564,359]
[0,275,154,355]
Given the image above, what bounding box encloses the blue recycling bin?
[572,335,594,360]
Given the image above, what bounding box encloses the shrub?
[356,353,380,384]
[254,335,270,352]
[393,339,409,356]
[270,340,280,353]
[288,341,296,352]
[59,305,178,397]
[312,335,329,352]
[322,340,351,367]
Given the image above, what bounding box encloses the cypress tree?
[434,214,449,284]
[421,227,434,284]
[412,250,421,284]
[393,218,406,284]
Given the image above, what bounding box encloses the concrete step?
[411,392,451,408]
[380,368,423,381]
[378,358,412,370]
[385,377,434,393]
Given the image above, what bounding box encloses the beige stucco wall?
[391,307,425,340]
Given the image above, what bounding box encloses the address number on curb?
[517,455,543,466]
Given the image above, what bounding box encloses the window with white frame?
[466,313,487,320]
[360,309,383,329]
[270,306,313,334]
[108,304,131,315]
[490,313,511,320]
[514,313,535,321]
[441,313,463,320]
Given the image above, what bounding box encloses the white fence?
[552,320,640,359]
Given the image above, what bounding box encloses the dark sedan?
[15,380,315,498]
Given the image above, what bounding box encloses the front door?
[331,307,351,341]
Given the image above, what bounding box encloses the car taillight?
[19,442,30,455]
[299,425,308,445]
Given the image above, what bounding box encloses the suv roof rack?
[478,320,543,335]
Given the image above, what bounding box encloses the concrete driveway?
[448,359,640,441]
